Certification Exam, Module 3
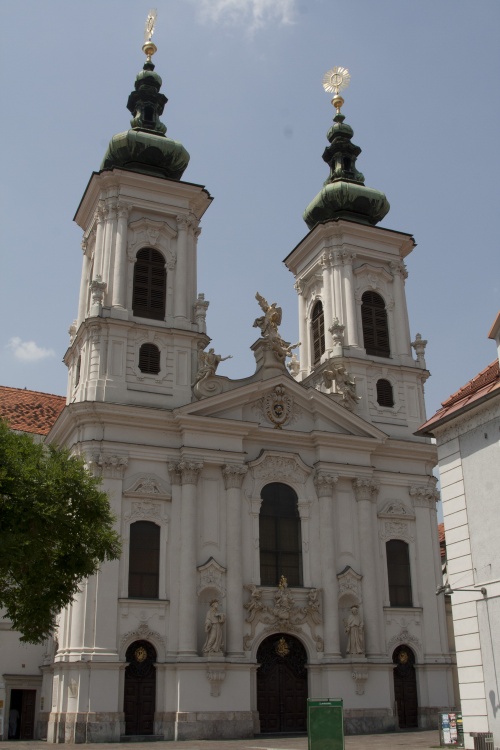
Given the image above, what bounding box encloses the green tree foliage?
[0,420,121,643]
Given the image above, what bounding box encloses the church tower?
[285,68,429,439]
[66,34,212,410]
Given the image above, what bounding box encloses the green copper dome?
[101,60,189,180]
[303,112,389,230]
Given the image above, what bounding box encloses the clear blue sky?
[1,0,499,421]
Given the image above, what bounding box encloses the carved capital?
[95,201,106,224]
[178,461,203,485]
[314,472,339,497]
[88,453,128,478]
[352,478,380,502]
[167,462,182,486]
[176,214,189,230]
[294,280,305,296]
[105,200,117,220]
[409,484,439,507]
[222,464,248,490]
[117,202,130,219]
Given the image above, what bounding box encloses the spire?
[303,67,390,230]
[100,11,190,181]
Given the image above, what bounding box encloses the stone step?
[119,736,164,743]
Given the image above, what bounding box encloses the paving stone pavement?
[0,730,441,750]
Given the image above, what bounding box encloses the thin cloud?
[196,0,296,29]
[7,337,55,363]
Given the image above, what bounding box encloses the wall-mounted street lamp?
[436,583,487,596]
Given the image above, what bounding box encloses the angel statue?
[196,347,232,383]
[253,293,282,337]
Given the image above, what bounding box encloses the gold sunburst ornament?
[143,9,158,62]
[322,66,351,115]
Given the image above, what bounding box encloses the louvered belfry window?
[311,300,325,365]
[259,482,303,587]
[132,248,166,320]
[361,291,390,357]
[376,378,394,407]
[139,343,161,375]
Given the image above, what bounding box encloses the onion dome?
[303,68,389,230]
[101,30,189,180]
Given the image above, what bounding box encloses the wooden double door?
[124,640,156,736]
[393,645,418,728]
[257,634,308,733]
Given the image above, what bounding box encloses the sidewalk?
[0,729,440,749]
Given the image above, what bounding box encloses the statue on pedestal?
[203,600,226,655]
[345,605,364,655]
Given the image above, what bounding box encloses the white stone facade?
[0,106,456,746]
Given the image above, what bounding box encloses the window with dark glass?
[386,539,412,607]
[128,521,160,599]
[138,343,161,374]
[311,301,325,365]
[132,248,166,320]
[259,482,302,587]
[376,378,394,407]
[361,291,390,357]
[75,355,81,387]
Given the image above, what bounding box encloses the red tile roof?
[0,386,65,436]
[417,359,500,436]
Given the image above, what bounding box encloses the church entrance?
[393,645,418,728]
[8,689,36,740]
[257,634,308,733]
[124,641,157,736]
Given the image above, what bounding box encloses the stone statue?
[324,363,359,409]
[196,347,232,382]
[203,600,226,655]
[253,292,299,363]
[302,588,322,625]
[345,605,364,655]
[244,584,266,623]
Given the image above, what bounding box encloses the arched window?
[128,521,160,599]
[386,539,412,607]
[132,248,166,320]
[361,291,390,357]
[311,301,325,365]
[376,378,394,407]
[139,343,160,374]
[259,482,302,587]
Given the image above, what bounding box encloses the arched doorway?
[393,645,418,728]
[124,640,157,736]
[257,634,308,733]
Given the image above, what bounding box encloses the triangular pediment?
[176,375,386,441]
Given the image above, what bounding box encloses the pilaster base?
[174,710,255,740]
[47,711,123,744]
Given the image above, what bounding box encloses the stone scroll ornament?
[243,578,324,652]
[193,345,232,399]
[253,292,300,364]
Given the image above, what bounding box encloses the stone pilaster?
[314,471,341,656]
[223,464,248,656]
[174,215,189,320]
[111,202,129,310]
[177,461,203,655]
[353,478,382,655]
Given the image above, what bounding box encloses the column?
[353,478,382,655]
[111,203,129,309]
[223,464,248,657]
[93,201,106,278]
[343,252,358,347]
[314,472,341,657]
[174,215,189,320]
[177,460,203,656]
[295,281,308,377]
[390,260,412,357]
[332,252,343,322]
[77,240,92,327]
[167,463,182,655]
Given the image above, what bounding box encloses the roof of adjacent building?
[438,522,446,560]
[0,385,65,436]
[417,359,500,436]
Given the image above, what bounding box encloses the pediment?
[123,472,171,501]
[177,375,386,441]
[378,501,415,520]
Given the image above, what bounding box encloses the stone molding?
[386,627,421,656]
[337,566,363,602]
[127,217,176,268]
[248,451,311,493]
[222,464,248,490]
[120,620,167,661]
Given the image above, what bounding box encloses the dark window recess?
[139,343,161,374]
[132,248,166,320]
[311,301,325,365]
[259,483,303,587]
[386,539,413,607]
[376,378,394,407]
[128,521,160,599]
[75,355,81,387]
[362,291,390,357]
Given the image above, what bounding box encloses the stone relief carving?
[323,364,360,410]
[68,678,78,698]
[206,668,226,697]
[121,620,167,658]
[249,453,310,487]
[378,501,414,520]
[125,500,164,523]
[243,578,323,652]
[87,453,128,478]
[197,558,227,597]
[351,669,368,695]
[344,605,365,655]
[203,600,226,655]
[379,520,414,542]
[253,385,300,429]
[337,566,363,601]
[387,627,421,655]
[123,474,171,501]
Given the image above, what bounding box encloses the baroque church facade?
[1,41,455,743]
